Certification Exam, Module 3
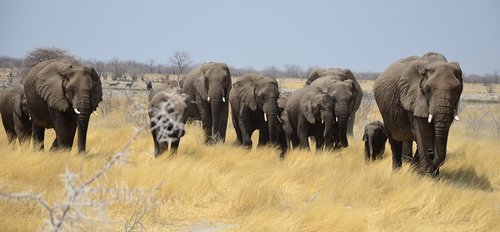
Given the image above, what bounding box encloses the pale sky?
[1,0,499,74]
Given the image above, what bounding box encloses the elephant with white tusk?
[373,52,463,176]
[24,59,102,153]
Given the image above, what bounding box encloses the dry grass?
[0,88,499,231]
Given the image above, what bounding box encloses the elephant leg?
[171,139,180,154]
[232,113,243,145]
[5,128,16,144]
[333,123,341,149]
[200,103,213,143]
[51,111,77,150]
[364,143,371,161]
[388,138,403,170]
[257,121,269,147]
[156,141,168,157]
[297,119,310,150]
[412,117,435,175]
[239,109,253,148]
[151,127,160,156]
[32,125,45,150]
[402,141,414,163]
[314,127,324,151]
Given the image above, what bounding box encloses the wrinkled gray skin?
[373,52,463,175]
[230,74,281,149]
[24,59,103,153]
[180,62,231,144]
[283,86,336,151]
[362,121,387,161]
[0,85,32,144]
[148,85,188,156]
[276,96,289,158]
[305,68,363,148]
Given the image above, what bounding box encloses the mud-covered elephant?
[283,86,336,150]
[362,121,387,161]
[229,73,281,148]
[180,62,231,143]
[148,85,188,156]
[24,59,102,152]
[373,52,463,175]
[0,84,32,144]
[305,68,363,148]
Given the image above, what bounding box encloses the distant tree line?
[1,47,498,85]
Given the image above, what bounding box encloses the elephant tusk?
[93,111,98,116]
[74,108,81,115]
[29,117,31,120]
[207,96,210,102]
[277,115,282,124]
[335,117,338,122]
[322,119,324,124]
[222,97,226,102]
[428,114,433,123]
[454,115,460,121]
[264,113,267,122]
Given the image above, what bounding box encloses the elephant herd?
[0,51,463,176]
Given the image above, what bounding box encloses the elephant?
[24,59,103,153]
[373,52,463,175]
[0,84,32,144]
[148,85,188,156]
[180,62,231,144]
[229,73,281,149]
[362,121,387,161]
[305,68,363,148]
[283,86,336,150]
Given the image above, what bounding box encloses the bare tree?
[284,64,303,78]
[110,58,127,81]
[263,65,281,78]
[148,59,156,74]
[25,47,75,71]
[169,50,192,81]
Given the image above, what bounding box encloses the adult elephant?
[24,59,102,152]
[373,52,462,175]
[283,86,336,150]
[229,73,280,148]
[0,84,32,144]
[305,68,363,148]
[181,62,231,143]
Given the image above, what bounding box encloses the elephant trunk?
[264,101,279,144]
[209,87,222,141]
[322,111,334,148]
[74,95,92,153]
[432,116,452,174]
[336,104,350,148]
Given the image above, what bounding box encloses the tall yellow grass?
[0,91,499,231]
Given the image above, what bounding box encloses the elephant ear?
[304,70,323,86]
[195,65,209,101]
[300,94,316,124]
[35,61,72,112]
[233,81,257,111]
[398,60,429,117]
[83,65,103,111]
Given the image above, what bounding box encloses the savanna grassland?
[0,81,499,231]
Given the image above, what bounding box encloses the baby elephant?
[148,85,188,157]
[0,85,32,144]
[362,121,387,161]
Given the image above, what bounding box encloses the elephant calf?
[148,85,189,156]
[362,121,387,161]
[283,86,336,151]
[0,85,32,144]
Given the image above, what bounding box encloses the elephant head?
[310,79,355,147]
[301,87,336,147]
[233,74,280,143]
[195,62,231,141]
[35,61,103,152]
[398,59,462,172]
